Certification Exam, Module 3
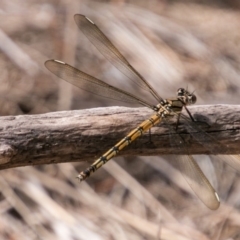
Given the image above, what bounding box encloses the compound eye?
[177,88,185,96]
[190,95,197,104]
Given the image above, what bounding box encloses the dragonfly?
[45,14,220,210]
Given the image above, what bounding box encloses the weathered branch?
[0,104,240,170]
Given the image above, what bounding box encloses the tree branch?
[0,104,239,170]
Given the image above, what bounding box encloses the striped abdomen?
[77,111,163,181]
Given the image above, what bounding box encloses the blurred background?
[1,0,240,239]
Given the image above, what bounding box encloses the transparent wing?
[178,112,224,154]
[74,14,163,102]
[176,155,220,210]
[180,112,240,173]
[165,119,220,210]
[45,60,154,108]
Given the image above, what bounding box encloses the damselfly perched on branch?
[45,14,221,210]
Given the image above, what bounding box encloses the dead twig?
[0,104,239,170]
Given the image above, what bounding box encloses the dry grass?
[1,0,240,239]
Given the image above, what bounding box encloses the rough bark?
[0,104,239,170]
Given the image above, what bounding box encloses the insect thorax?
[156,99,184,117]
